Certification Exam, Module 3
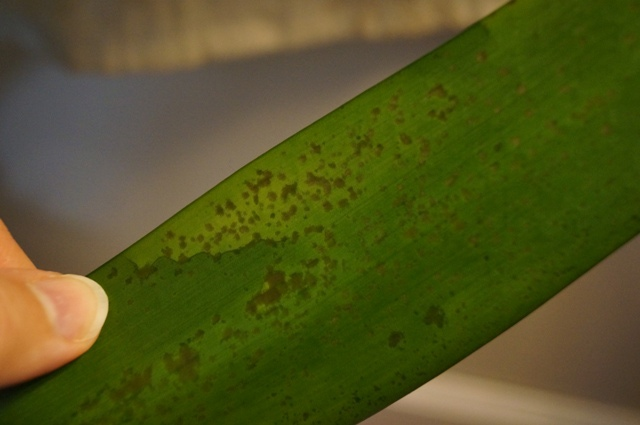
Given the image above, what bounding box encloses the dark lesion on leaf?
[245,169,274,193]
[135,263,158,281]
[423,305,446,328]
[107,267,118,279]
[281,183,298,202]
[306,172,332,196]
[163,343,201,382]
[427,83,448,99]
[108,366,153,401]
[246,267,287,316]
[388,331,405,348]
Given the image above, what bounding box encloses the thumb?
[0,269,109,388]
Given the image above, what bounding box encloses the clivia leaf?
[1,0,639,423]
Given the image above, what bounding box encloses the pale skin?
[0,219,108,388]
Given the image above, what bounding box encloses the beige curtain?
[1,0,508,73]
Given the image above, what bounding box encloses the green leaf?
[2,0,639,423]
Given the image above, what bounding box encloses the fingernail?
[30,274,109,342]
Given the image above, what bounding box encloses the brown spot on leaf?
[310,142,322,154]
[424,306,446,328]
[427,84,448,99]
[246,267,287,315]
[324,230,337,247]
[109,367,152,401]
[333,178,346,189]
[399,133,413,145]
[281,183,297,201]
[282,205,298,221]
[306,172,332,195]
[107,267,118,279]
[163,343,200,382]
[136,264,157,281]
[247,349,266,370]
[304,225,324,235]
[245,170,274,193]
[388,331,405,348]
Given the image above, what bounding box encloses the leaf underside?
[2,1,639,424]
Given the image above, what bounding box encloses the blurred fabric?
[1,0,507,73]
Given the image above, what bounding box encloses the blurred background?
[1,1,639,423]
